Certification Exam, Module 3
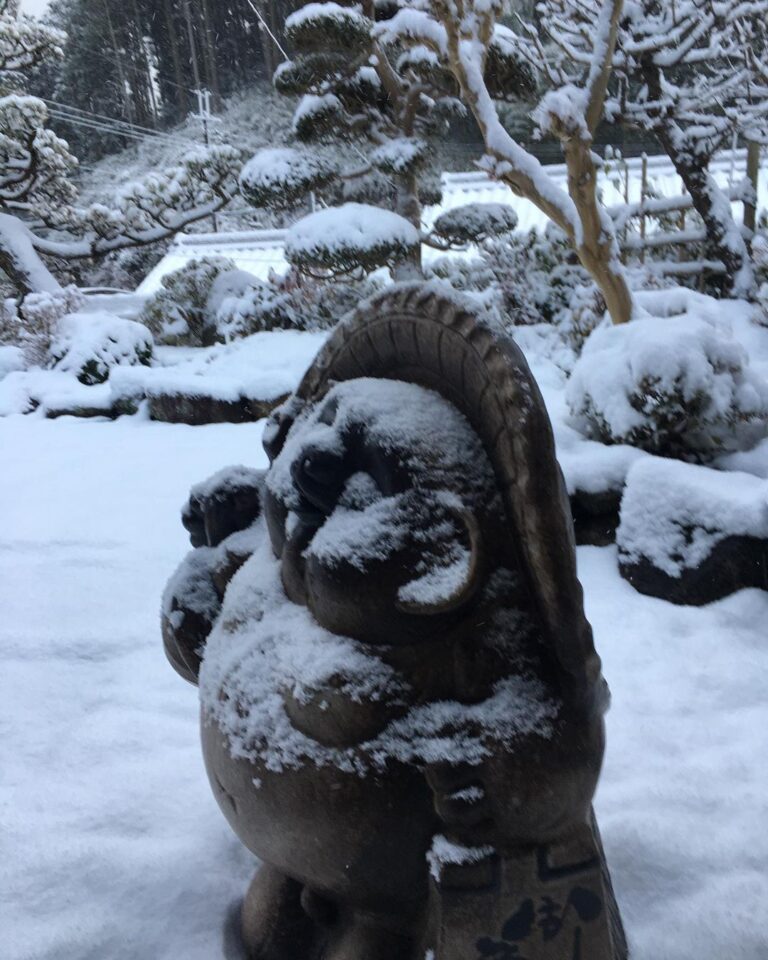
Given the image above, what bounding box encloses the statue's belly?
[201,718,438,911]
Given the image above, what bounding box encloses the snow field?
[1,412,766,959]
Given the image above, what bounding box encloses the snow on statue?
[161,285,628,960]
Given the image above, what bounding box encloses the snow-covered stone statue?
[162,285,628,960]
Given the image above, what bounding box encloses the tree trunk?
[0,214,62,297]
[654,124,754,297]
[639,55,754,297]
[393,172,423,280]
[162,0,189,117]
[103,0,135,125]
[744,139,760,235]
[198,0,222,110]
[562,135,633,325]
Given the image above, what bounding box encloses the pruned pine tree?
[534,0,768,297]
[415,0,633,324]
[0,0,240,298]
[240,0,534,279]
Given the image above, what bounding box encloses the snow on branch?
[429,202,518,247]
[0,1,64,75]
[537,0,768,296]
[240,147,336,210]
[29,145,241,261]
[426,0,632,323]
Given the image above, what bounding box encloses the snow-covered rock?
[49,311,153,385]
[617,457,768,605]
[110,329,327,424]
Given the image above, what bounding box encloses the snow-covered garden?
[2,0,768,957]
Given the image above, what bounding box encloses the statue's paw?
[183,465,265,548]
[241,865,322,960]
[162,546,222,684]
[426,762,498,846]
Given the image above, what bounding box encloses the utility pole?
[744,139,760,235]
[194,88,219,233]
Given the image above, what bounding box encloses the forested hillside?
[30,0,297,159]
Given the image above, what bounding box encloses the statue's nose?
[291,445,349,523]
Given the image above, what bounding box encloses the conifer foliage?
[240,0,533,278]
[0,0,241,299]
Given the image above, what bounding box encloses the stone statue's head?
[262,377,507,647]
[259,284,601,694]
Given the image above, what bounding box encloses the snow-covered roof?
[137,149,767,295]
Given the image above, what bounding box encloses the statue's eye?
[291,445,350,523]
[317,395,340,427]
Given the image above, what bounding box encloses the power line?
[40,97,193,146]
[47,109,192,148]
[244,0,289,61]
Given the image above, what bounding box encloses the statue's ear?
[396,506,484,616]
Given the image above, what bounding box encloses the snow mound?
[111,329,327,407]
[0,344,24,380]
[617,458,768,578]
[49,311,153,385]
[285,203,421,275]
[567,312,768,459]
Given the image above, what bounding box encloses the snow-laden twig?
[428,0,633,323]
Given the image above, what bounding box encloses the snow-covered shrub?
[49,310,153,384]
[430,203,518,246]
[752,232,768,326]
[426,228,589,329]
[567,314,768,460]
[558,282,607,352]
[0,344,24,379]
[285,203,421,277]
[239,148,335,211]
[140,257,235,346]
[0,285,85,365]
[83,242,170,292]
[215,267,379,338]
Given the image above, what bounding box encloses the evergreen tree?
[28,0,134,159]
[239,0,534,278]
[0,0,241,297]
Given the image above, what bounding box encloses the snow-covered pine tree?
[534,0,768,297]
[240,0,534,278]
[0,0,241,298]
[421,0,634,324]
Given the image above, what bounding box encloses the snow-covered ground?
[1,403,767,959]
